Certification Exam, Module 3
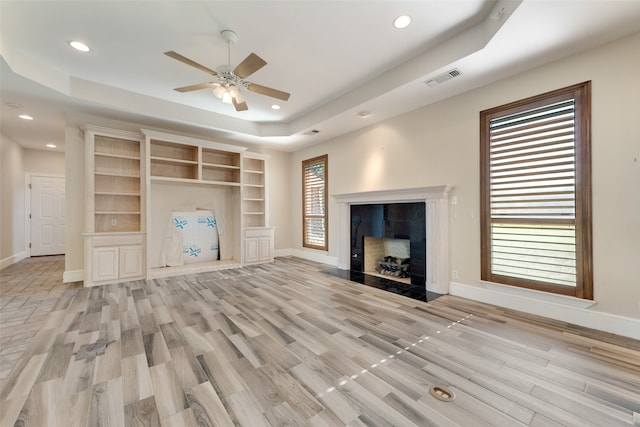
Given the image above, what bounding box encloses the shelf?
[243,184,264,188]
[201,179,241,187]
[202,163,240,170]
[202,165,240,183]
[87,129,143,236]
[150,160,197,180]
[95,175,140,195]
[150,139,197,162]
[96,211,141,215]
[243,168,264,186]
[95,191,140,196]
[94,134,141,158]
[95,156,140,177]
[244,212,265,215]
[95,171,140,178]
[202,148,240,168]
[244,215,266,228]
[150,156,198,165]
[150,176,241,187]
[95,152,140,161]
[243,198,265,202]
[94,213,141,233]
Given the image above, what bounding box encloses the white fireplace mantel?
[333,185,453,294]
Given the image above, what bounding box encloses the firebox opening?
[364,236,411,284]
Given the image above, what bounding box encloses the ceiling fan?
[165,30,290,111]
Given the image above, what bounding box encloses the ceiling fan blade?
[246,83,290,101]
[174,82,218,92]
[233,53,267,79]
[164,51,218,75]
[233,98,249,111]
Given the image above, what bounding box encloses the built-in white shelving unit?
[82,126,146,287]
[242,153,273,264]
[83,126,274,286]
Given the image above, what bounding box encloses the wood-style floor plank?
[1,256,639,426]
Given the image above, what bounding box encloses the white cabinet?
[119,245,144,279]
[243,227,274,264]
[92,247,119,282]
[84,233,144,286]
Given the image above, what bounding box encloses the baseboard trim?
[274,248,293,258]
[288,249,338,267]
[63,270,84,283]
[450,281,640,340]
[0,252,26,270]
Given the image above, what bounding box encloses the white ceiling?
[2,0,640,153]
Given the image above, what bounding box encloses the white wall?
[290,31,640,320]
[0,133,26,267]
[64,125,85,275]
[0,140,66,269]
[24,148,65,174]
[264,148,292,250]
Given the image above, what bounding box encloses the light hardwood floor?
[1,256,639,426]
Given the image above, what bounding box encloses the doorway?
[29,175,65,256]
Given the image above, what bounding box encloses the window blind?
[489,99,577,286]
[302,155,328,250]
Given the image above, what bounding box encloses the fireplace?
[334,186,452,295]
[364,237,411,281]
[351,202,425,287]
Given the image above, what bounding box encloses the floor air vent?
[429,385,456,402]
[425,68,462,87]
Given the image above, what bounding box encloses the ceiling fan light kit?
[165,29,289,112]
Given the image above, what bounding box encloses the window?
[480,82,592,299]
[302,155,328,250]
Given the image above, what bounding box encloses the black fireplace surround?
[350,202,426,287]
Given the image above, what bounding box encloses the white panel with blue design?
[171,210,219,264]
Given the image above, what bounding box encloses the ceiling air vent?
[425,68,462,88]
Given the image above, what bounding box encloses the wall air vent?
[425,68,462,88]
[303,129,320,136]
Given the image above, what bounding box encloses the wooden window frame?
[302,154,328,251]
[480,82,593,299]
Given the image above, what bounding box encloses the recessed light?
[358,110,371,118]
[393,15,411,29]
[46,143,57,148]
[69,41,90,52]
[19,114,34,120]
[271,104,281,110]
[6,102,22,109]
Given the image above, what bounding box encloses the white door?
[31,176,65,256]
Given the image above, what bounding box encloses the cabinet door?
[92,247,119,282]
[245,238,259,263]
[119,245,143,279]
[258,237,273,262]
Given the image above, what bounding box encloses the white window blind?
[489,100,577,286]
[480,82,592,298]
[303,155,327,250]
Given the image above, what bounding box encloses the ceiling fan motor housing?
[221,30,238,44]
